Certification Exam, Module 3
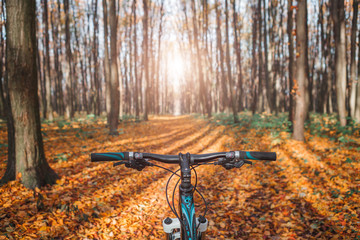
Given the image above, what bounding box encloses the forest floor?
[0,114,359,239]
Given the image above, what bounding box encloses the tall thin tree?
[93,0,100,116]
[133,0,140,121]
[251,4,258,114]
[103,0,111,121]
[215,1,228,113]
[143,0,149,121]
[293,0,309,141]
[331,0,347,126]
[287,0,295,125]
[349,0,358,119]
[109,0,119,134]
[64,0,74,118]
[355,22,360,122]
[0,0,16,184]
[225,0,238,122]
[232,0,243,112]
[42,0,53,120]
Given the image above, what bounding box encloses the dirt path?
[0,116,359,239]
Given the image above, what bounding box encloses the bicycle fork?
[162,216,208,240]
[162,153,208,240]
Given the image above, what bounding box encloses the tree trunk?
[155,0,164,115]
[257,0,264,113]
[93,0,100,116]
[0,87,16,185]
[37,39,46,118]
[318,0,327,114]
[0,3,16,183]
[143,0,149,121]
[192,0,211,117]
[202,0,213,116]
[251,4,258,114]
[0,4,5,119]
[232,0,243,112]
[263,0,274,113]
[71,3,79,114]
[103,0,111,121]
[123,42,129,114]
[293,0,309,141]
[64,0,74,119]
[215,1,228,112]
[355,23,360,122]
[349,0,358,119]
[73,10,87,113]
[42,0,53,121]
[86,9,93,114]
[148,13,155,115]
[128,10,133,116]
[225,0,238,122]
[6,0,58,188]
[331,0,347,126]
[51,1,65,115]
[109,0,119,134]
[133,0,140,121]
[324,10,333,114]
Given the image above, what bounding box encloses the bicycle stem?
[178,153,197,240]
[179,153,192,192]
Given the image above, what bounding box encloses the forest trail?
[0,116,359,239]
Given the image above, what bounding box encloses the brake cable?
[115,158,230,232]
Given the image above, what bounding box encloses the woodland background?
[0,0,359,239]
[1,0,360,129]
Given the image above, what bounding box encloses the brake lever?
[113,161,126,167]
[218,159,252,170]
[234,161,245,168]
[115,159,153,171]
[214,158,231,165]
[243,160,253,165]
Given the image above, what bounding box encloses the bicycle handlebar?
[91,151,276,163]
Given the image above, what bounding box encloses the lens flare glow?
[165,48,185,115]
[167,50,185,88]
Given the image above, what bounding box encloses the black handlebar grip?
[91,152,130,162]
[240,151,276,161]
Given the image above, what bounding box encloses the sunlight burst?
[166,49,185,89]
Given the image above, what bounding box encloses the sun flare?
[166,49,185,88]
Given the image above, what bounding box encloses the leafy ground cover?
[0,115,359,239]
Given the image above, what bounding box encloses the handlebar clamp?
[134,152,143,160]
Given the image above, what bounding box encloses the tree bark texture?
[257,0,264,113]
[42,0,53,121]
[293,0,309,141]
[132,0,140,121]
[251,5,258,115]
[263,0,274,113]
[232,0,243,112]
[0,7,5,119]
[331,0,347,126]
[192,0,211,117]
[215,1,228,112]
[0,13,16,184]
[64,0,74,119]
[143,0,149,121]
[93,0,100,116]
[6,0,58,188]
[355,21,360,122]
[103,0,111,121]
[225,0,238,122]
[349,0,358,120]
[109,0,119,134]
